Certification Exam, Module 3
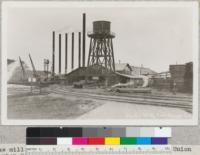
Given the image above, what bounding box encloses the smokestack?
[59,34,61,74]
[71,32,74,70]
[82,13,86,67]
[65,33,68,74]
[78,32,81,68]
[52,31,55,76]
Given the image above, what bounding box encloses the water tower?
[87,21,115,72]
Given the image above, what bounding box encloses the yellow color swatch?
[105,137,120,145]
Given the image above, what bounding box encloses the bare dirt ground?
[79,102,191,119]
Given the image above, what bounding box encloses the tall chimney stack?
[71,32,74,70]
[52,31,55,76]
[78,32,81,68]
[82,13,86,67]
[59,34,61,74]
[65,33,68,74]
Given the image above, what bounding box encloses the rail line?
[7,86,193,112]
[50,87,192,112]
[57,87,192,102]
[7,87,40,96]
[8,86,192,101]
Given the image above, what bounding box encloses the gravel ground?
[0,85,197,144]
[8,93,101,119]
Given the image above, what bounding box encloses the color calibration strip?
[26,127,170,145]
[27,137,168,145]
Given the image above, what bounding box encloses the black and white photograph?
[1,1,198,125]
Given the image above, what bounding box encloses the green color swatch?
[120,137,137,145]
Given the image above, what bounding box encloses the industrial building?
[170,62,193,93]
[9,12,193,94]
[115,63,157,76]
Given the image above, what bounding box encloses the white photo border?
[1,1,199,126]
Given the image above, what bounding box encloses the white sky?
[6,4,194,73]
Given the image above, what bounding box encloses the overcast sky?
[6,3,194,73]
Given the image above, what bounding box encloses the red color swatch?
[88,137,105,145]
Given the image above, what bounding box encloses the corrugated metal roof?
[115,63,157,75]
[115,63,129,71]
[131,66,157,75]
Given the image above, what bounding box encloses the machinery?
[28,54,53,89]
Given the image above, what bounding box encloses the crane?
[28,54,52,91]
[29,54,40,81]
[19,56,28,81]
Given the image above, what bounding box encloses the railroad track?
[7,87,40,96]
[7,86,192,112]
[57,87,192,102]
[49,87,192,112]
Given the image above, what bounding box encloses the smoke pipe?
[52,31,55,76]
[82,13,86,67]
[59,34,61,74]
[78,32,81,68]
[71,32,74,70]
[65,33,68,74]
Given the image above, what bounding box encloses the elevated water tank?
[93,21,110,34]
